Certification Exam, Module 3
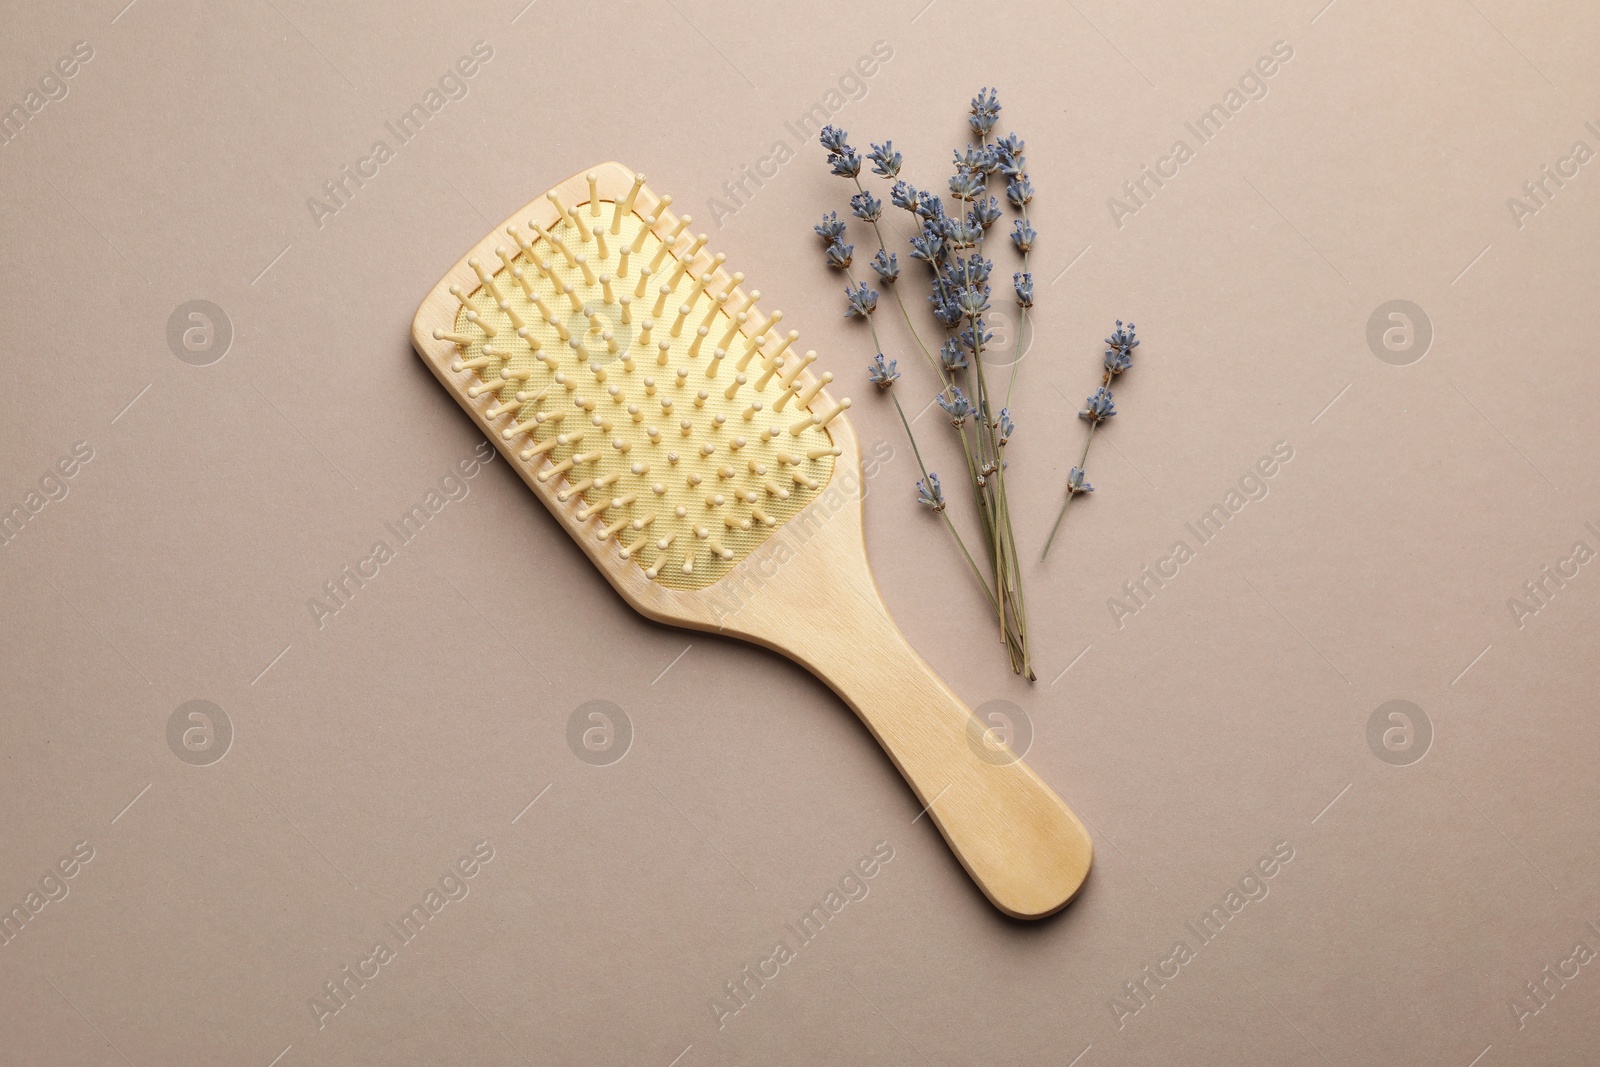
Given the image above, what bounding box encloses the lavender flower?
[813,211,847,243]
[845,281,878,318]
[948,254,991,286]
[1006,176,1034,207]
[956,320,993,352]
[868,141,902,178]
[972,196,1002,229]
[995,132,1025,163]
[969,87,1000,135]
[868,352,899,387]
[917,473,947,511]
[1106,321,1138,353]
[954,144,995,174]
[1080,386,1116,423]
[938,386,974,425]
[850,190,882,222]
[948,169,985,201]
[940,337,969,371]
[1103,321,1138,374]
[824,240,854,270]
[909,227,946,264]
[944,214,982,247]
[914,190,945,221]
[890,181,919,212]
[1011,219,1036,253]
[819,125,861,178]
[958,287,990,318]
[1066,466,1094,494]
[870,249,900,284]
[1013,272,1033,308]
[830,145,862,178]
[997,408,1015,446]
[929,290,962,327]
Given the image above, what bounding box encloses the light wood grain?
[411,162,1092,918]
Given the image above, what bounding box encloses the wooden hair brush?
[410,163,1092,918]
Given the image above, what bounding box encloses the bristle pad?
[453,201,841,590]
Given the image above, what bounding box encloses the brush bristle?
[440,176,847,590]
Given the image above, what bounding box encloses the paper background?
[2,1,1597,1063]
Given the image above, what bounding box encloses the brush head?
[413,164,855,601]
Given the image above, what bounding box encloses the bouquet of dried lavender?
[813,89,1036,677]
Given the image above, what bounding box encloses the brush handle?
[750,580,1093,919]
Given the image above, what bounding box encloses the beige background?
[3,0,1598,1064]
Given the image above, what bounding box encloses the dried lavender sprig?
[1041,321,1139,561]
